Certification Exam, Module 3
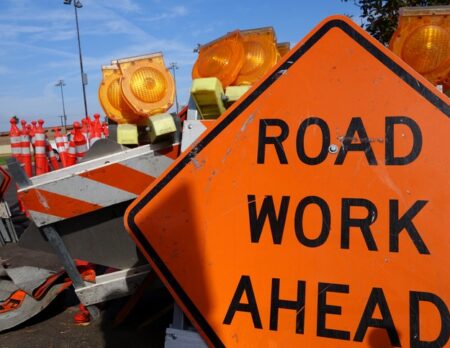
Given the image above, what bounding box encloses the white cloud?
[138,5,188,22]
[92,0,141,13]
[0,24,46,39]
[172,5,188,16]
[0,9,72,23]
[0,41,74,59]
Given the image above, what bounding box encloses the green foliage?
[342,0,449,45]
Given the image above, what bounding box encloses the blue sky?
[0,0,361,131]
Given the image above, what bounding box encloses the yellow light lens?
[98,66,140,124]
[107,78,126,109]
[402,25,450,74]
[192,31,245,88]
[130,67,167,103]
[118,53,175,116]
[390,6,450,86]
[235,28,279,85]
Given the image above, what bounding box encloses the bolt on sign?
[125,16,449,348]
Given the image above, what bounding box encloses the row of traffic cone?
[9,114,109,177]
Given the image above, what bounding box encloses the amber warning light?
[98,53,175,124]
[390,5,450,92]
[192,27,288,88]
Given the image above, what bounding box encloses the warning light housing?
[193,27,285,88]
[234,27,279,86]
[98,65,140,124]
[390,6,450,87]
[276,42,291,58]
[192,31,245,88]
[117,53,175,118]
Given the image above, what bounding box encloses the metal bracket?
[75,265,151,306]
[186,96,200,121]
[181,120,208,153]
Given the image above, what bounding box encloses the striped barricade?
[17,143,179,227]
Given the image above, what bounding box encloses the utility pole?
[55,79,67,131]
[169,62,179,114]
[57,115,65,128]
[64,0,88,119]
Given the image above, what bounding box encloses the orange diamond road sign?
[125,16,450,347]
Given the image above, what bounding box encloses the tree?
[342,0,449,45]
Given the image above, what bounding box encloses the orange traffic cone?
[81,118,90,149]
[30,120,37,148]
[73,122,88,159]
[46,139,59,171]
[20,120,32,177]
[54,127,68,167]
[9,118,22,162]
[34,120,48,175]
[66,141,77,166]
[101,121,109,138]
[88,115,94,140]
[89,114,102,146]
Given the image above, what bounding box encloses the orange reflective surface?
[119,54,175,117]
[235,28,279,85]
[192,31,245,88]
[98,67,140,124]
[127,16,449,347]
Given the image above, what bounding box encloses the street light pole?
[55,79,67,131]
[57,115,65,128]
[169,62,179,115]
[65,0,88,119]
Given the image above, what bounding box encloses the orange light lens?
[130,67,167,103]
[192,31,245,87]
[98,66,140,124]
[402,25,450,74]
[107,78,126,109]
[390,6,450,86]
[118,53,175,116]
[235,28,279,85]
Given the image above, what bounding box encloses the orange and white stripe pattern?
[18,143,180,227]
[9,118,22,160]
[34,125,48,176]
[46,139,60,171]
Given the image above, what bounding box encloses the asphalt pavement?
[0,285,173,348]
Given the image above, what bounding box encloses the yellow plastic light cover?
[118,53,175,117]
[192,31,245,88]
[390,6,450,86]
[235,27,279,86]
[98,65,141,124]
[117,123,138,145]
[148,113,177,143]
[190,77,226,119]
